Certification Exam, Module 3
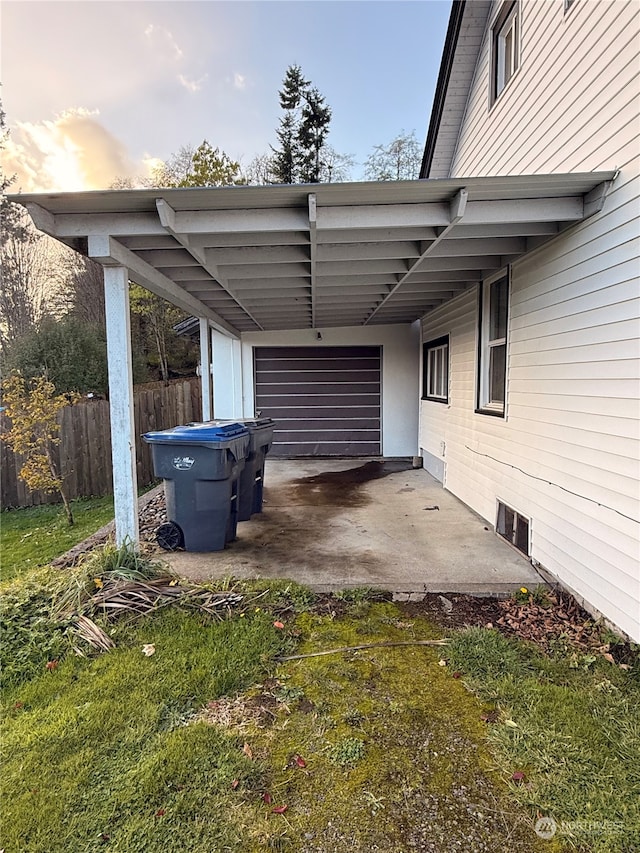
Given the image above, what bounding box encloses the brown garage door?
[254,346,381,457]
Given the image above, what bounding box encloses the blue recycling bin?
[217,418,275,521]
[142,421,249,552]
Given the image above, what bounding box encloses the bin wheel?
[156,522,183,551]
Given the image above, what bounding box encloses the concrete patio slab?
[159,458,542,596]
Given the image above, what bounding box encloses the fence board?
[1,378,202,508]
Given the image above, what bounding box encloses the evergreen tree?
[298,87,332,183]
[271,65,332,184]
[178,140,244,187]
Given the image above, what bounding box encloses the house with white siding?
[418,0,639,641]
[13,0,638,640]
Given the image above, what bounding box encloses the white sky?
[1,0,452,191]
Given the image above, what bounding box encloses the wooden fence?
[1,378,202,508]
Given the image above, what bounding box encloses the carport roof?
[14,172,614,337]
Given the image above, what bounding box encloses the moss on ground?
[222,602,553,852]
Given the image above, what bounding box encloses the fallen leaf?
[262,792,272,804]
[142,644,156,657]
[602,653,615,664]
[273,621,285,630]
[504,719,518,728]
[272,805,288,814]
[155,808,166,817]
[13,701,24,709]
[511,771,526,784]
[242,742,254,760]
[93,577,104,589]
[231,779,239,790]
[294,754,307,768]
[452,671,462,679]
[619,663,631,671]
[45,660,58,671]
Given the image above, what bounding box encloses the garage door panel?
[257,406,380,420]
[256,358,380,373]
[274,429,380,442]
[274,418,381,431]
[257,382,380,397]
[254,346,381,457]
[255,369,380,384]
[257,346,380,360]
[274,441,382,456]
[257,393,379,408]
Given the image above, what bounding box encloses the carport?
[14,172,613,547]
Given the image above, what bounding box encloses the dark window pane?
[442,347,449,398]
[489,344,506,404]
[515,515,529,554]
[490,277,508,340]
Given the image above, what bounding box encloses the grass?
[0,495,116,582]
[1,562,638,852]
[446,627,640,852]
[2,607,286,852]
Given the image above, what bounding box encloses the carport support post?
[199,318,213,420]
[104,265,139,547]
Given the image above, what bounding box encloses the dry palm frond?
[86,576,244,621]
[72,614,116,652]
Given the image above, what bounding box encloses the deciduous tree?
[364,130,422,181]
[0,98,66,355]
[1,373,79,524]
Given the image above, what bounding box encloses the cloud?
[233,73,247,90]
[2,108,140,192]
[178,73,208,93]
[144,24,183,61]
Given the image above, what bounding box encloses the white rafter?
[156,199,265,331]
[365,188,468,324]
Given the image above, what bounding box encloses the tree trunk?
[45,444,74,525]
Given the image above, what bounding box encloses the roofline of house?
[420,0,467,180]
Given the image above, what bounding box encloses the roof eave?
[420,0,467,180]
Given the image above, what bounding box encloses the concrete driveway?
[161,458,542,596]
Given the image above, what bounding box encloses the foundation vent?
[496,502,530,556]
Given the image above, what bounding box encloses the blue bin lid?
[218,417,274,429]
[143,420,248,444]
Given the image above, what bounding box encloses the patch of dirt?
[401,589,637,662]
[195,693,280,731]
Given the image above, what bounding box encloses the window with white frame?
[492,1,520,102]
[477,272,509,415]
[422,335,449,403]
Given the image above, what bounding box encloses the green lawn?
[0,496,116,582]
[1,562,638,853]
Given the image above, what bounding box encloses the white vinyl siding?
[450,0,639,177]
[422,0,640,641]
[420,252,639,641]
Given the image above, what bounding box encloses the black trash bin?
[142,421,249,552]
[218,418,275,521]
